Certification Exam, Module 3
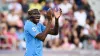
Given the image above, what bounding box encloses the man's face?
[29,9,40,24]
[32,12,40,23]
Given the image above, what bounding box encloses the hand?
[54,8,62,19]
[46,8,53,21]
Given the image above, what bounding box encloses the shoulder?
[24,20,34,29]
[38,23,44,26]
[38,23,46,29]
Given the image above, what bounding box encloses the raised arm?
[35,8,62,42]
[35,21,51,42]
[35,9,53,42]
[48,8,62,35]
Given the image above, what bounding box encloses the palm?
[46,9,52,21]
[54,9,62,19]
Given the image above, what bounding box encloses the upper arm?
[40,24,58,35]
[27,25,40,38]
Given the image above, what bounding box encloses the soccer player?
[24,8,62,56]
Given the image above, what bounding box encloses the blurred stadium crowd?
[0,0,100,50]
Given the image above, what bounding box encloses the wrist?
[55,18,59,22]
[55,17,59,20]
[55,17,59,21]
[55,16,60,19]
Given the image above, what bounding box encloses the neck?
[29,19,38,25]
[33,22,37,25]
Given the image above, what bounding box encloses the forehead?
[33,10,40,13]
[28,9,40,15]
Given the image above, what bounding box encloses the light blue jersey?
[24,20,46,56]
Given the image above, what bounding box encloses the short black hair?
[28,9,40,19]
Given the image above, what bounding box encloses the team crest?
[32,27,36,31]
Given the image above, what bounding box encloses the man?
[24,8,62,56]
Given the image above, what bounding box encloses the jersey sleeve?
[27,24,40,38]
[41,24,46,32]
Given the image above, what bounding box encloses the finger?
[57,10,61,13]
[54,8,57,12]
[58,8,62,13]
[58,8,62,15]
[55,8,62,15]
[59,8,62,11]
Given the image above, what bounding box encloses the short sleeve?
[27,25,40,38]
[40,24,46,32]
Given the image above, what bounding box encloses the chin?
[36,21,39,23]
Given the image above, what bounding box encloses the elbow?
[36,34,46,42]
[41,35,46,42]
[53,30,58,35]
[41,37,45,42]
[41,39,45,42]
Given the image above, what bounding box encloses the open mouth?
[35,16,40,19]
[35,16,40,21]
[35,18,40,22]
[36,19,40,21]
